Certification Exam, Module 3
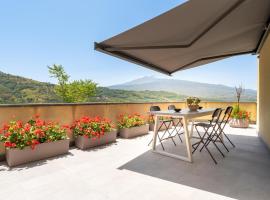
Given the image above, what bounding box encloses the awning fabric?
[95,0,270,75]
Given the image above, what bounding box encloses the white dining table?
[149,108,216,162]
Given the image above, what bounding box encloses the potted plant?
[230,105,251,128]
[118,113,149,138]
[71,116,116,150]
[0,116,69,167]
[229,85,250,128]
[186,97,201,111]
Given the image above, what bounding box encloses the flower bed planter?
[119,124,149,138]
[75,130,117,150]
[149,122,172,131]
[229,118,249,128]
[6,139,70,167]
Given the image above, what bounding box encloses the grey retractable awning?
[94,0,270,75]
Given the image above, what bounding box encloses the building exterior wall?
[0,102,257,155]
[258,32,270,148]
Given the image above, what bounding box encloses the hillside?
[109,76,257,102]
[0,71,189,103]
[0,71,257,103]
[0,71,60,103]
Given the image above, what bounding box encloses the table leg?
[183,117,193,162]
[152,115,160,150]
[190,119,195,137]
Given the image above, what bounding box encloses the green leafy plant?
[48,64,97,103]
[231,85,250,120]
[117,113,146,129]
[231,105,251,120]
[186,97,201,106]
[0,116,68,150]
[70,116,113,139]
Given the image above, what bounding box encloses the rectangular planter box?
[6,139,70,167]
[75,130,117,150]
[149,121,173,131]
[119,124,149,139]
[229,118,249,128]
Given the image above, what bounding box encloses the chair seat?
[160,119,173,123]
[195,122,213,128]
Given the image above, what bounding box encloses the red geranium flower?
[62,124,70,129]
[3,124,10,131]
[31,139,40,150]
[4,132,11,137]
[4,141,12,147]
[71,116,113,140]
[117,113,145,129]
[0,117,68,150]
[24,123,31,132]
[36,119,45,127]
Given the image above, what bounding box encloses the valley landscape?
[0,72,256,104]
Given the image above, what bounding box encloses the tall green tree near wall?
[48,64,97,103]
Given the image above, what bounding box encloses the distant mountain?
[109,76,257,102]
[94,87,188,103]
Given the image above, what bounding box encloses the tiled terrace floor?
[0,125,270,200]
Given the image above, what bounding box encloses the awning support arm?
[94,42,171,76]
[256,20,270,54]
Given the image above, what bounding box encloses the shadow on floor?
[0,140,121,171]
[0,152,74,171]
[118,134,270,200]
[81,140,119,152]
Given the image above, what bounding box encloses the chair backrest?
[210,108,222,124]
[149,106,161,122]
[150,106,161,112]
[221,106,233,123]
[168,105,176,110]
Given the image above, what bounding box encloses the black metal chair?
[168,105,183,143]
[192,108,224,164]
[148,106,176,150]
[199,107,234,154]
[216,106,235,148]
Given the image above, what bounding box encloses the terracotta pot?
[149,121,172,131]
[188,105,199,112]
[6,139,70,167]
[229,118,249,128]
[119,124,149,138]
[75,130,117,150]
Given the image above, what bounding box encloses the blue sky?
[0,0,257,90]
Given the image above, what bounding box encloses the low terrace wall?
[0,102,257,155]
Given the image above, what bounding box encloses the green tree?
[48,64,97,103]
[48,64,69,102]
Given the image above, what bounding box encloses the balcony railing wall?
[0,102,256,155]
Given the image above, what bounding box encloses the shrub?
[0,116,68,150]
[231,105,251,120]
[117,113,146,129]
[71,116,113,139]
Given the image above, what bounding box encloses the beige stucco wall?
[0,102,256,155]
[258,32,270,148]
